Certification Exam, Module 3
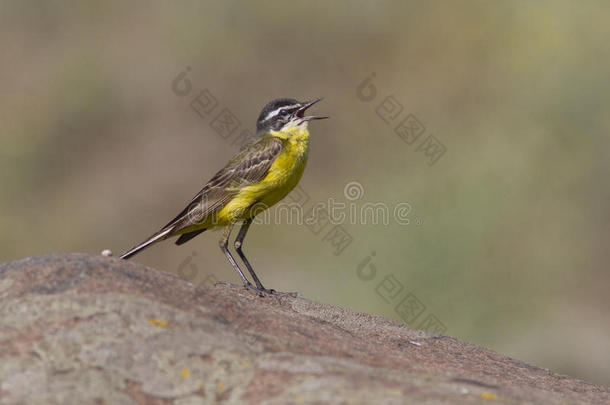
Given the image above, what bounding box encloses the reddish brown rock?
[0,254,607,404]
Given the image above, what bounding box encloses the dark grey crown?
[256,98,302,133]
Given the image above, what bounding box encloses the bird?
[120,97,327,294]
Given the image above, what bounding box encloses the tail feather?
[175,228,206,245]
[120,228,173,260]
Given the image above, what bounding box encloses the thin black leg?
[219,222,251,287]
[234,218,269,291]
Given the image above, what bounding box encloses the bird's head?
[256,98,328,134]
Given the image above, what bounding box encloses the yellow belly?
[214,128,310,225]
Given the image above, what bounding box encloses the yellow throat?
[215,125,311,224]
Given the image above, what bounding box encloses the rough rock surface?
[0,254,607,405]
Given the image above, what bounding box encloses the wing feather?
[164,136,284,232]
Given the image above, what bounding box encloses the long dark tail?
[120,228,173,259]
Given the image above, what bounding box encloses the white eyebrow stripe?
[262,104,301,122]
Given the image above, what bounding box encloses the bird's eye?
[279,109,288,116]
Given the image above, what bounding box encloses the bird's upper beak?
[297,98,328,121]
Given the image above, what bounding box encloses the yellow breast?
[217,127,310,224]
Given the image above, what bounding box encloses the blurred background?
[1,0,609,386]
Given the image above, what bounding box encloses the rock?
[0,253,607,404]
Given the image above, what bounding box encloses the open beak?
[297,97,329,121]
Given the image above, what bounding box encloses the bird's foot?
[244,284,299,298]
[214,280,298,298]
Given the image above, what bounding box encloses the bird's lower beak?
[297,98,329,121]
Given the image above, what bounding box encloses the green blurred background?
[1,1,608,386]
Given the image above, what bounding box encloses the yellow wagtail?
[120,98,327,294]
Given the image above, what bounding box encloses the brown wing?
[163,135,285,233]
